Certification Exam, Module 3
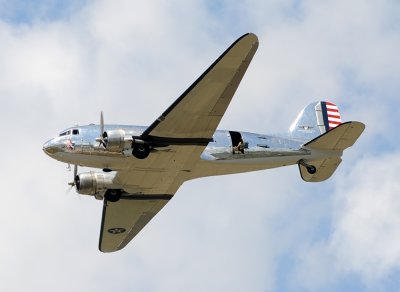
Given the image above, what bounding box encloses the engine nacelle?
[75,172,118,196]
[102,129,132,152]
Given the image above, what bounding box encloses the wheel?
[105,189,122,202]
[132,144,150,159]
[306,165,317,174]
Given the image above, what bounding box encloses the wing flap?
[99,195,172,253]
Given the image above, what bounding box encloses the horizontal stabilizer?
[299,121,365,182]
[303,121,365,151]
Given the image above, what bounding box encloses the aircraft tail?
[289,101,365,182]
[289,101,343,142]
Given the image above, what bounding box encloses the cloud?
[332,153,400,281]
[291,152,400,291]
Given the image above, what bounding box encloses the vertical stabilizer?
[289,101,342,142]
[315,101,342,133]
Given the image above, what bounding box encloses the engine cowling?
[102,129,132,152]
[75,172,118,196]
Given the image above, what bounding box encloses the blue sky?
[0,0,86,23]
[1,1,400,291]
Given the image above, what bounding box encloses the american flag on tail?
[315,101,343,133]
[325,102,342,129]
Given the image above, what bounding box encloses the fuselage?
[42,124,331,180]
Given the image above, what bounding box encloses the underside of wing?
[141,33,259,143]
[99,194,172,253]
[99,35,259,252]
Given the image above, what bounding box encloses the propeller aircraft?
[43,33,365,252]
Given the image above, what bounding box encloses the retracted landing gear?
[132,144,150,159]
[131,138,151,159]
[298,159,317,174]
[105,189,122,202]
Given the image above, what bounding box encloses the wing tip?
[241,32,258,40]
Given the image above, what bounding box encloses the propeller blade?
[98,111,106,148]
[67,164,78,187]
[66,185,74,195]
[100,111,104,136]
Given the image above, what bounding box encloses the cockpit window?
[59,130,71,137]
[59,129,79,137]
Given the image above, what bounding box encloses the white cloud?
[332,153,400,281]
[291,152,400,291]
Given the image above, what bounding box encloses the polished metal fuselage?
[43,124,335,180]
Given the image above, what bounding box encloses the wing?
[141,33,259,143]
[99,33,259,252]
[99,195,172,253]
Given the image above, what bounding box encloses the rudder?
[289,101,343,142]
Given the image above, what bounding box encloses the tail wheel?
[298,159,317,174]
[132,144,150,159]
[105,189,122,202]
[306,165,317,174]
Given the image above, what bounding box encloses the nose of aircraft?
[43,139,58,156]
[43,141,51,156]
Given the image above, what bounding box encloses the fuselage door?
[229,131,246,154]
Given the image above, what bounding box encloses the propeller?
[67,164,78,190]
[96,111,107,149]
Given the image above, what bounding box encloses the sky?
[1,0,400,291]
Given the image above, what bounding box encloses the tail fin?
[289,101,342,142]
[290,101,365,182]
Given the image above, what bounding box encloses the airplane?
[43,33,365,252]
